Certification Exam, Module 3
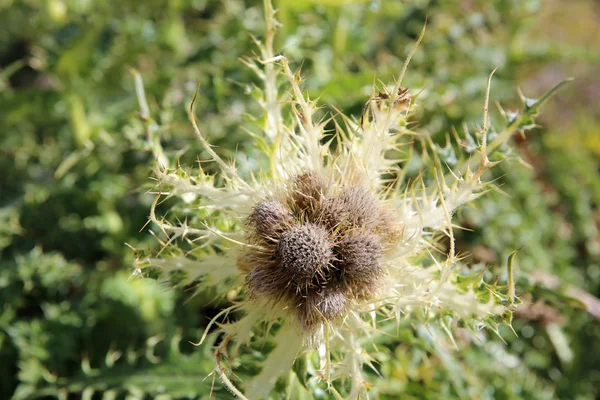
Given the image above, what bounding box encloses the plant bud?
[276,223,333,285]
[338,232,384,298]
[247,200,292,241]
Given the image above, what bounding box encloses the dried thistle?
[136,1,570,398]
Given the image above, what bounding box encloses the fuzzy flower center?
[243,172,394,331]
[277,224,333,286]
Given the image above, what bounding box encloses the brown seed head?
[245,260,287,299]
[312,286,347,319]
[338,232,384,298]
[298,285,347,328]
[338,186,384,229]
[247,200,292,241]
[276,223,333,285]
[289,172,326,215]
[319,186,386,233]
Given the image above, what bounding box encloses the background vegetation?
[1,0,598,398]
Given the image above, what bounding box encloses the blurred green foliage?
[1,0,598,398]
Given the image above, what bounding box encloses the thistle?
[137,2,571,398]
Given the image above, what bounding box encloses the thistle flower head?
[136,3,571,398]
[242,172,396,334]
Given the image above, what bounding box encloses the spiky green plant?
[137,1,571,398]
